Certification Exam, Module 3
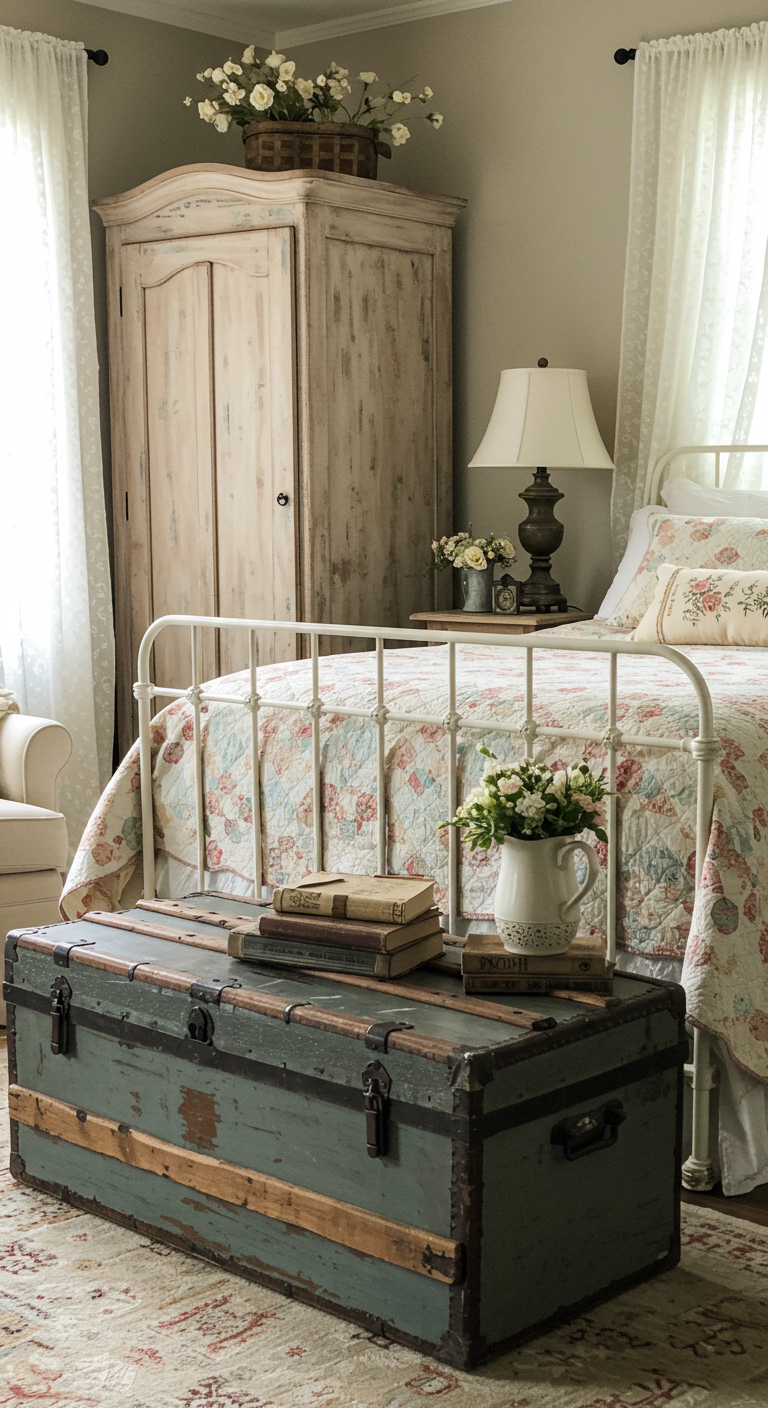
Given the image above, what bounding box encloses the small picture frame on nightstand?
[494,574,520,615]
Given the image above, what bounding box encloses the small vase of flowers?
[445,748,609,953]
[186,49,442,179]
[430,530,516,613]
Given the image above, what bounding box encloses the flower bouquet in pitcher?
[445,747,608,954]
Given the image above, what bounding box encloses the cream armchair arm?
[0,713,72,811]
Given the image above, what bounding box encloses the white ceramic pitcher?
[494,834,600,954]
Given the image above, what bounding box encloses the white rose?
[428,112,443,128]
[183,95,192,106]
[462,545,487,570]
[279,61,296,80]
[316,74,327,87]
[222,82,245,105]
[390,122,410,146]
[498,777,517,795]
[515,793,546,819]
[203,68,213,77]
[250,83,275,111]
[392,90,405,103]
[401,92,412,104]
[329,80,344,99]
[223,61,242,75]
[198,99,219,122]
[295,78,314,99]
[196,72,205,81]
[265,50,286,68]
[421,86,433,100]
[211,67,226,83]
[276,80,287,92]
[213,112,232,132]
[242,46,255,64]
[359,71,378,83]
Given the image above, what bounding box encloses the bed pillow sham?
[661,476,768,518]
[605,514,768,629]
[633,564,768,644]
[597,505,664,618]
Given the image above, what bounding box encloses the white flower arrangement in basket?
[186,48,442,153]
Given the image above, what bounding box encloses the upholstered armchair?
[0,712,72,1025]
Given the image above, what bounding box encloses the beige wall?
[292,0,768,611]
[5,1,768,613]
[0,0,242,538]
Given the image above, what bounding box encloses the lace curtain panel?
[612,23,768,560]
[0,26,114,857]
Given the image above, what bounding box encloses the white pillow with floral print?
[605,514,768,628]
[633,564,768,644]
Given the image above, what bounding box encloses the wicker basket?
[242,121,379,179]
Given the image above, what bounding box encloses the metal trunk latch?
[362,1059,392,1159]
[50,976,73,1056]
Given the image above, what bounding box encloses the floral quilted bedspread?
[62,621,768,1082]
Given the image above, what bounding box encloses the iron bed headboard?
[135,614,719,1192]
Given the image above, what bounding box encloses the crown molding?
[276,0,513,48]
[84,0,514,50]
[83,0,272,47]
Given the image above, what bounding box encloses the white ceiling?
[84,0,510,49]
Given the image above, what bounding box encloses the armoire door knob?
[276,492,289,506]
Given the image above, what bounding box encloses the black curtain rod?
[614,48,636,64]
[86,48,109,65]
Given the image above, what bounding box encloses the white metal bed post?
[248,630,263,900]
[135,614,720,1190]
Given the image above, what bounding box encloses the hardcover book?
[253,907,441,953]
[271,872,435,925]
[461,932,608,976]
[462,973,614,995]
[228,928,444,979]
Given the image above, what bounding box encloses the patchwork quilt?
[62,622,768,1082]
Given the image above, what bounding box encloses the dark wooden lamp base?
[517,467,568,613]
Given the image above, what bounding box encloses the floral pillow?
[605,514,768,628]
[633,564,768,644]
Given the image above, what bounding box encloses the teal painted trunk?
[3,894,687,1368]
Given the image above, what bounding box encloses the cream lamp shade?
[469,366,615,469]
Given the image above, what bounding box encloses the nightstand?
[410,608,594,639]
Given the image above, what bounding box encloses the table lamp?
[469,360,615,612]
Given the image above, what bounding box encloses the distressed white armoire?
[94,165,465,756]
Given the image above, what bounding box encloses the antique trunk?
[3,895,687,1369]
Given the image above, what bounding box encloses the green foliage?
[442,746,609,851]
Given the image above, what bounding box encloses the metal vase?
[460,567,494,613]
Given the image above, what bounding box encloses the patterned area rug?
[2,1045,768,1408]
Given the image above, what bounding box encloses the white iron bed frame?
[135,613,720,1193]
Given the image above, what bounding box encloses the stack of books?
[461,932,613,995]
[227,871,444,978]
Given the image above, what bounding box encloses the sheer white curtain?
[0,26,114,855]
[612,23,768,558]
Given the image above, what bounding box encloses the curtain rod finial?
[86,49,109,66]
[614,48,637,65]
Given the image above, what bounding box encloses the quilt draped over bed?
[62,623,768,1084]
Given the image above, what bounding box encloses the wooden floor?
[682,1179,768,1228]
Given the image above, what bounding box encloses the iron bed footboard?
[135,613,720,1192]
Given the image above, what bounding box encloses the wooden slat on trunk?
[9,1085,462,1284]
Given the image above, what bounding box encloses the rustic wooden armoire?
[94,165,465,756]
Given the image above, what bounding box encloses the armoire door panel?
[324,239,435,635]
[143,261,218,693]
[213,226,298,678]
